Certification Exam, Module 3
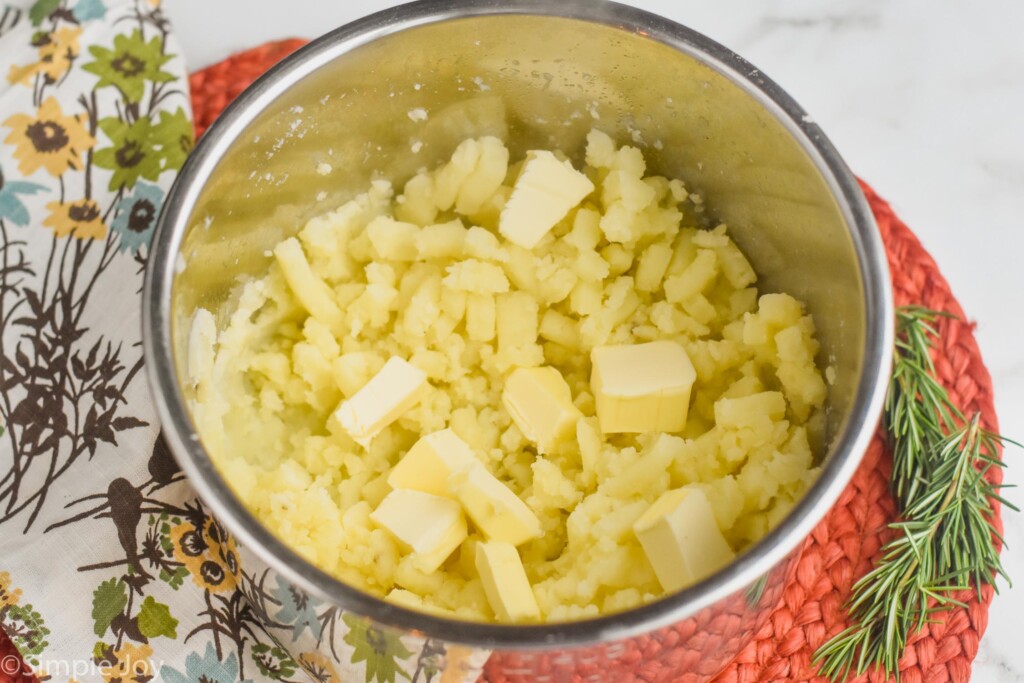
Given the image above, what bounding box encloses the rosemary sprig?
[813,306,1017,681]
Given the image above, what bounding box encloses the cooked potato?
[192,131,827,623]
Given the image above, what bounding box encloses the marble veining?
[78,0,1024,679]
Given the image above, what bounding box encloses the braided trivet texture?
[0,39,1004,683]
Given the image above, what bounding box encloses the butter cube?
[388,429,478,497]
[591,341,696,433]
[502,366,582,453]
[371,489,467,573]
[450,464,542,545]
[475,540,540,622]
[334,357,429,447]
[499,151,594,249]
[633,487,735,592]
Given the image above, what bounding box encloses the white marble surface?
[161,1,1023,679]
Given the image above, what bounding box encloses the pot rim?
[143,0,894,649]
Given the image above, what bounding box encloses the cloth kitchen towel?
[0,3,485,682]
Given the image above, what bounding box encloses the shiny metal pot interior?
[143,0,892,664]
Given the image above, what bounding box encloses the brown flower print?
[0,571,22,608]
[100,642,153,683]
[169,517,240,594]
[3,96,95,176]
[43,198,106,239]
[297,651,341,683]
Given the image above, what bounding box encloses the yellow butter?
[333,356,429,447]
[475,540,540,622]
[633,487,735,592]
[591,340,696,433]
[501,366,582,453]
[388,428,478,497]
[499,151,594,249]
[450,464,542,545]
[370,489,467,573]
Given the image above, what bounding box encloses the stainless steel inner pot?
[143,0,893,653]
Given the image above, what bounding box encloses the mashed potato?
[190,130,827,623]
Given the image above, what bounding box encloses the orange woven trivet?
[0,39,1004,683]
[709,180,1002,683]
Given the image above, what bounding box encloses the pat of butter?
[334,356,429,448]
[633,487,735,593]
[388,429,478,497]
[591,340,696,433]
[475,540,540,622]
[499,151,594,249]
[450,464,542,545]
[502,366,582,453]
[371,489,467,574]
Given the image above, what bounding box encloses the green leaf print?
[28,0,60,27]
[94,116,163,191]
[137,596,177,639]
[252,642,298,680]
[158,565,189,590]
[92,640,113,662]
[82,29,176,103]
[4,603,50,666]
[153,107,194,172]
[91,578,128,637]
[343,613,413,683]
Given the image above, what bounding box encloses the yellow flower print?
[3,97,95,177]
[204,517,241,587]
[7,27,82,86]
[170,522,205,576]
[100,643,152,683]
[38,26,83,82]
[7,63,37,86]
[297,651,341,683]
[0,570,22,607]
[169,519,239,594]
[43,199,106,240]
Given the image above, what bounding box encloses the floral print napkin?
[0,2,487,682]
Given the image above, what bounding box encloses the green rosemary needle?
[813,306,1016,681]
